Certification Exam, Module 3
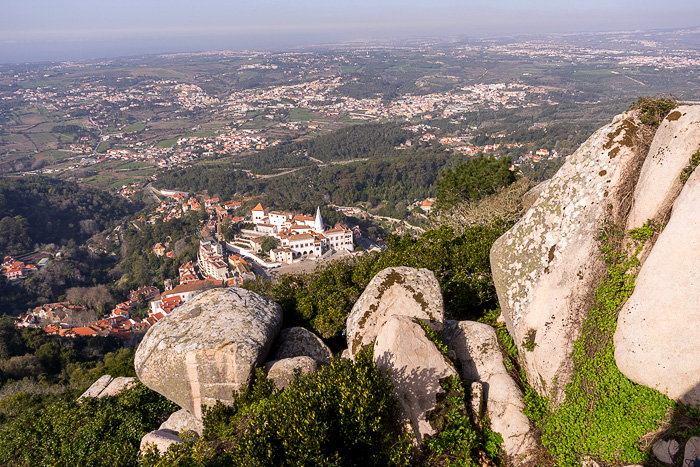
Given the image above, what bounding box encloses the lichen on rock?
[490,111,644,400]
[346,266,444,356]
[134,287,283,419]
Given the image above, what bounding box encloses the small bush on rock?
[629,96,677,129]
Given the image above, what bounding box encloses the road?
[144,183,162,203]
[246,157,370,179]
[88,116,104,155]
[369,214,426,234]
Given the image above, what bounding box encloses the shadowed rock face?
[264,356,320,390]
[373,314,457,444]
[444,320,536,460]
[346,267,444,356]
[134,287,282,419]
[614,166,700,405]
[490,111,643,401]
[271,327,333,364]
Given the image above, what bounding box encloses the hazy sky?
[1,0,699,63]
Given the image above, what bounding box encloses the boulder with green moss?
[346,266,444,356]
[490,111,643,401]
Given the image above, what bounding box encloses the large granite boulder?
[347,267,444,356]
[627,105,700,230]
[373,315,458,444]
[614,167,700,405]
[135,287,283,418]
[264,356,320,390]
[271,327,333,364]
[443,320,536,461]
[490,111,643,400]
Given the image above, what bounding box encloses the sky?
[1,0,699,63]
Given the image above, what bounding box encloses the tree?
[436,155,517,209]
[219,221,240,242]
[260,236,280,255]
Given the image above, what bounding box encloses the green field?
[155,137,180,148]
[124,123,146,132]
[115,161,152,170]
[28,133,58,144]
[288,109,316,121]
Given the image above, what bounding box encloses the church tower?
[314,206,325,233]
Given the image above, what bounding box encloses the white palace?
[250,203,354,263]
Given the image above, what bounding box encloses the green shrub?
[0,382,176,467]
[422,375,481,466]
[437,155,517,209]
[629,96,677,129]
[680,150,700,184]
[147,348,412,467]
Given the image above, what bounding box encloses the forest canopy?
[0,177,137,256]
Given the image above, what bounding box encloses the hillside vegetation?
[0,176,137,256]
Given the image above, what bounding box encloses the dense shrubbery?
[629,96,677,129]
[436,155,517,210]
[142,348,412,467]
[0,315,136,405]
[0,382,176,467]
[0,315,155,466]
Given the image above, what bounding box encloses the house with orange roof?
[129,286,160,303]
[420,198,436,212]
[251,203,269,224]
[153,243,166,257]
[68,326,101,337]
[271,247,295,264]
[222,201,241,211]
[149,278,222,316]
[179,261,199,284]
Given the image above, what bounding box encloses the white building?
[324,228,354,252]
[251,203,269,224]
[249,205,354,260]
[197,238,230,281]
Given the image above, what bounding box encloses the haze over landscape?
[3,0,700,63]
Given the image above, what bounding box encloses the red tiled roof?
[70,326,100,336]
